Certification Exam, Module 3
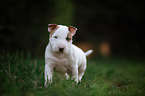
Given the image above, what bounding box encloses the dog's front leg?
[71,65,78,83]
[44,63,53,87]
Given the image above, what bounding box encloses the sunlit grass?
[0,53,145,96]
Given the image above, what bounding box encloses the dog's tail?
[85,50,93,56]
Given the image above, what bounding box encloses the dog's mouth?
[55,50,65,54]
[55,51,64,54]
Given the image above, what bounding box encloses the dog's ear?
[68,26,77,36]
[48,24,57,32]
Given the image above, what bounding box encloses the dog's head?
[48,24,77,54]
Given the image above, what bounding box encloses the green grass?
[0,52,145,96]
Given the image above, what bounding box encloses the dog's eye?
[66,37,71,41]
[54,36,57,38]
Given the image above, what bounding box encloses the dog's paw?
[44,81,52,87]
[44,82,48,87]
[44,75,52,87]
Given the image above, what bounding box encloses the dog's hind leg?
[78,64,86,82]
[71,65,79,83]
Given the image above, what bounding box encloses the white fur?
[44,25,92,87]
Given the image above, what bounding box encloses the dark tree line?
[0,0,144,57]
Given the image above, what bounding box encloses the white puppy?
[44,24,93,86]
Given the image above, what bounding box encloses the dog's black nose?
[59,48,64,52]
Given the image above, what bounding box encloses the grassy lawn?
[0,53,145,96]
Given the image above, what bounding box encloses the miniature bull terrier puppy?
[44,24,93,87]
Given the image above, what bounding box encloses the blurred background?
[0,0,144,58]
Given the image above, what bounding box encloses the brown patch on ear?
[48,24,57,32]
[50,26,59,37]
[68,26,77,36]
[48,24,59,37]
[48,24,57,31]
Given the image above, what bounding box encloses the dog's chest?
[54,58,70,73]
